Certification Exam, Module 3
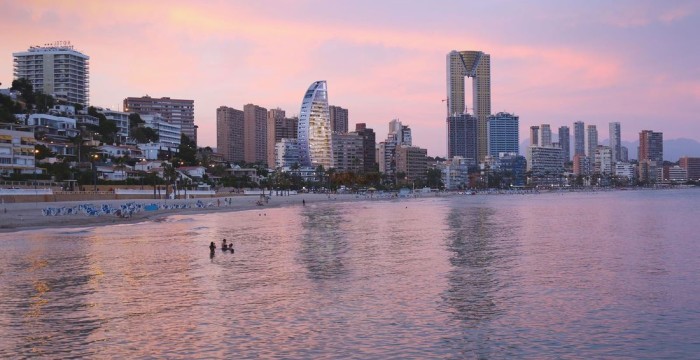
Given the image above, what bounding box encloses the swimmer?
[209,242,216,252]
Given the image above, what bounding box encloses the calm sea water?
[1,190,699,359]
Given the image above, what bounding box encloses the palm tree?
[161,162,179,198]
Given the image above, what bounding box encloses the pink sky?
[1,0,699,156]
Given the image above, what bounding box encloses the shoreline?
[0,186,693,233]
[0,194,348,233]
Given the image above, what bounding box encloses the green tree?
[177,134,197,166]
[88,106,118,144]
[11,78,35,105]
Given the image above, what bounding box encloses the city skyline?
[1,1,699,156]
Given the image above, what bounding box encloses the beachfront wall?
[0,188,218,203]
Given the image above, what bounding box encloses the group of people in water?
[209,239,234,255]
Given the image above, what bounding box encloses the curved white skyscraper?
[297,81,332,168]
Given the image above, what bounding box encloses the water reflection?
[297,206,349,281]
[440,201,521,357]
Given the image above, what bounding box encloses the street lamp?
[92,154,99,192]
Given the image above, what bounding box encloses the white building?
[275,138,300,169]
[21,113,79,141]
[141,114,181,149]
[0,126,37,175]
[439,156,474,190]
[594,146,613,175]
[615,162,636,181]
[13,42,90,106]
[96,108,130,143]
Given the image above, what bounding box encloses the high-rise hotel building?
[297,81,332,168]
[216,106,245,163]
[13,42,90,106]
[124,96,196,144]
[447,50,491,161]
[487,112,519,156]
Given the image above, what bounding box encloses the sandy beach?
[0,193,362,233]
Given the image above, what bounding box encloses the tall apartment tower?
[13,42,90,106]
[609,122,621,163]
[243,104,268,164]
[586,125,598,158]
[558,126,570,162]
[447,50,491,161]
[638,130,663,162]
[355,123,377,173]
[574,121,585,156]
[124,96,196,144]
[530,126,540,146]
[266,108,298,168]
[540,124,552,146]
[216,106,245,163]
[329,105,349,133]
[487,112,519,156]
[298,81,332,168]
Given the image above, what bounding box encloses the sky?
[1,0,699,157]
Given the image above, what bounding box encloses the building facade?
[13,42,90,106]
[354,123,377,173]
[216,106,244,163]
[679,157,700,181]
[526,146,564,185]
[609,122,621,163]
[447,114,478,161]
[559,126,570,162]
[0,126,37,175]
[329,105,349,134]
[540,124,552,147]
[487,112,519,156]
[243,104,268,164]
[267,108,298,168]
[124,96,195,144]
[586,125,598,158]
[297,81,332,169]
[446,50,491,161]
[638,130,663,163]
[141,114,181,149]
[275,138,300,169]
[530,126,539,146]
[332,133,364,173]
[594,146,613,175]
[574,121,585,156]
[395,145,428,182]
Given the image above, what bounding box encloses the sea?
[1,189,699,359]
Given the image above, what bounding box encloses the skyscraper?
[558,126,570,162]
[329,105,349,133]
[530,126,540,146]
[13,42,90,106]
[124,96,196,144]
[447,114,478,161]
[446,50,491,161]
[609,122,621,163]
[540,124,552,147]
[638,130,663,162]
[243,104,268,164]
[216,106,244,163]
[487,112,519,156]
[297,81,332,168]
[586,125,598,158]
[574,121,585,156]
[355,123,377,173]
